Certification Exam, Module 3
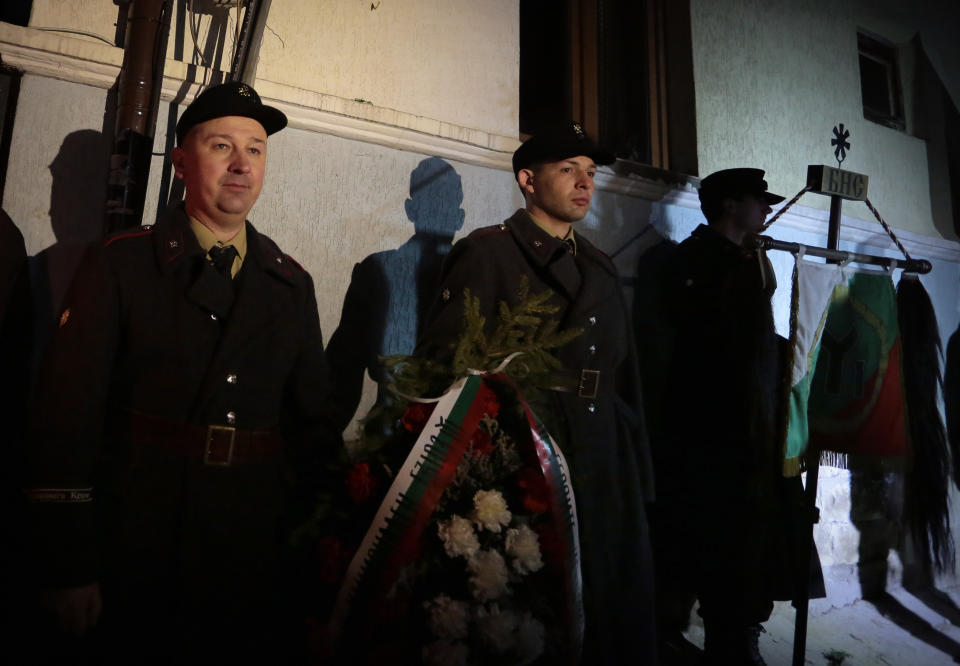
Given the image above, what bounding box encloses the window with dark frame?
[857,30,905,131]
[519,0,696,175]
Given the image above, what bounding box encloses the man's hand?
[45,582,102,636]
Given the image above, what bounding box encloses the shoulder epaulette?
[102,225,154,248]
[283,253,306,273]
[259,234,307,277]
[470,223,510,240]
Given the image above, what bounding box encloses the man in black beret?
[417,122,657,664]
[25,81,340,663]
[656,168,812,665]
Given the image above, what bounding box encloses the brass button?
[588,345,597,355]
[533,240,543,248]
[226,374,237,385]
[588,316,597,326]
[209,313,218,321]
[587,403,596,413]
[226,411,236,425]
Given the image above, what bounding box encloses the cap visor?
[764,191,785,205]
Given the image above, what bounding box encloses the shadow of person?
[869,591,960,660]
[324,157,465,434]
[29,129,112,371]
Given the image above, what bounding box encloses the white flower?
[437,514,480,559]
[467,549,510,601]
[474,604,519,654]
[516,613,546,664]
[422,639,468,666]
[472,489,512,533]
[424,594,470,640]
[505,524,544,575]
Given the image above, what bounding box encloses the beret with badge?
[512,121,615,175]
[175,81,287,145]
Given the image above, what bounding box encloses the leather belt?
[547,368,613,399]
[125,410,283,466]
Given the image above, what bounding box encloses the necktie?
[208,245,238,278]
[563,238,576,255]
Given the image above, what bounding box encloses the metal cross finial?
[831,124,850,167]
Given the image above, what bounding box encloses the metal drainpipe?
[228,0,271,85]
[106,0,172,234]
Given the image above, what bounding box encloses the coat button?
[533,240,543,248]
[587,403,596,413]
[226,411,236,425]
[210,312,218,321]
[588,344,597,355]
[226,374,238,384]
[588,316,597,326]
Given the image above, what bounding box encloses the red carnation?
[516,466,551,514]
[400,402,435,433]
[345,462,378,505]
[469,427,495,455]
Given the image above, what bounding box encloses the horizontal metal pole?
[749,234,932,274]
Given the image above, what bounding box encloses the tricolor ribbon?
[328,367,583,661]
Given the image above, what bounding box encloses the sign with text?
[806,164,869,201]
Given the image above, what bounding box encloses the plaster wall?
[690,0,954,240]
[27,0,520,140]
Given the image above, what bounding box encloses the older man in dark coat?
[416,123,656,665]
[25,83,340,664]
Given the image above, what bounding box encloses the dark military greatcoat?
[416,209,656,665]
[26,204,339,662]
[658,223,820,632]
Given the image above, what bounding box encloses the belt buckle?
[578,369,600,399]
[204,425,236,466]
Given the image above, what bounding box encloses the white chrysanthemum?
[505,524,544,575]
[472,489,512,533]
[424,594,470,640]
[422,639,468,666]
[516,613,546,664]
[467,549,510,601]
[437,514,480,559]
[474,603,519,654]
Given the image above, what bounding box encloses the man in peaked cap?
[416,122,657,664]
[656,168,820,665]
[25,81,340,663]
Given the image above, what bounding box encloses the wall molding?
[0,23,518,171]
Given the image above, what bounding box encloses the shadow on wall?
[29,128,112,372]
[324,157,465,433]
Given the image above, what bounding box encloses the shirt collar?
[527,213,577,254]
[189,216,247,277]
